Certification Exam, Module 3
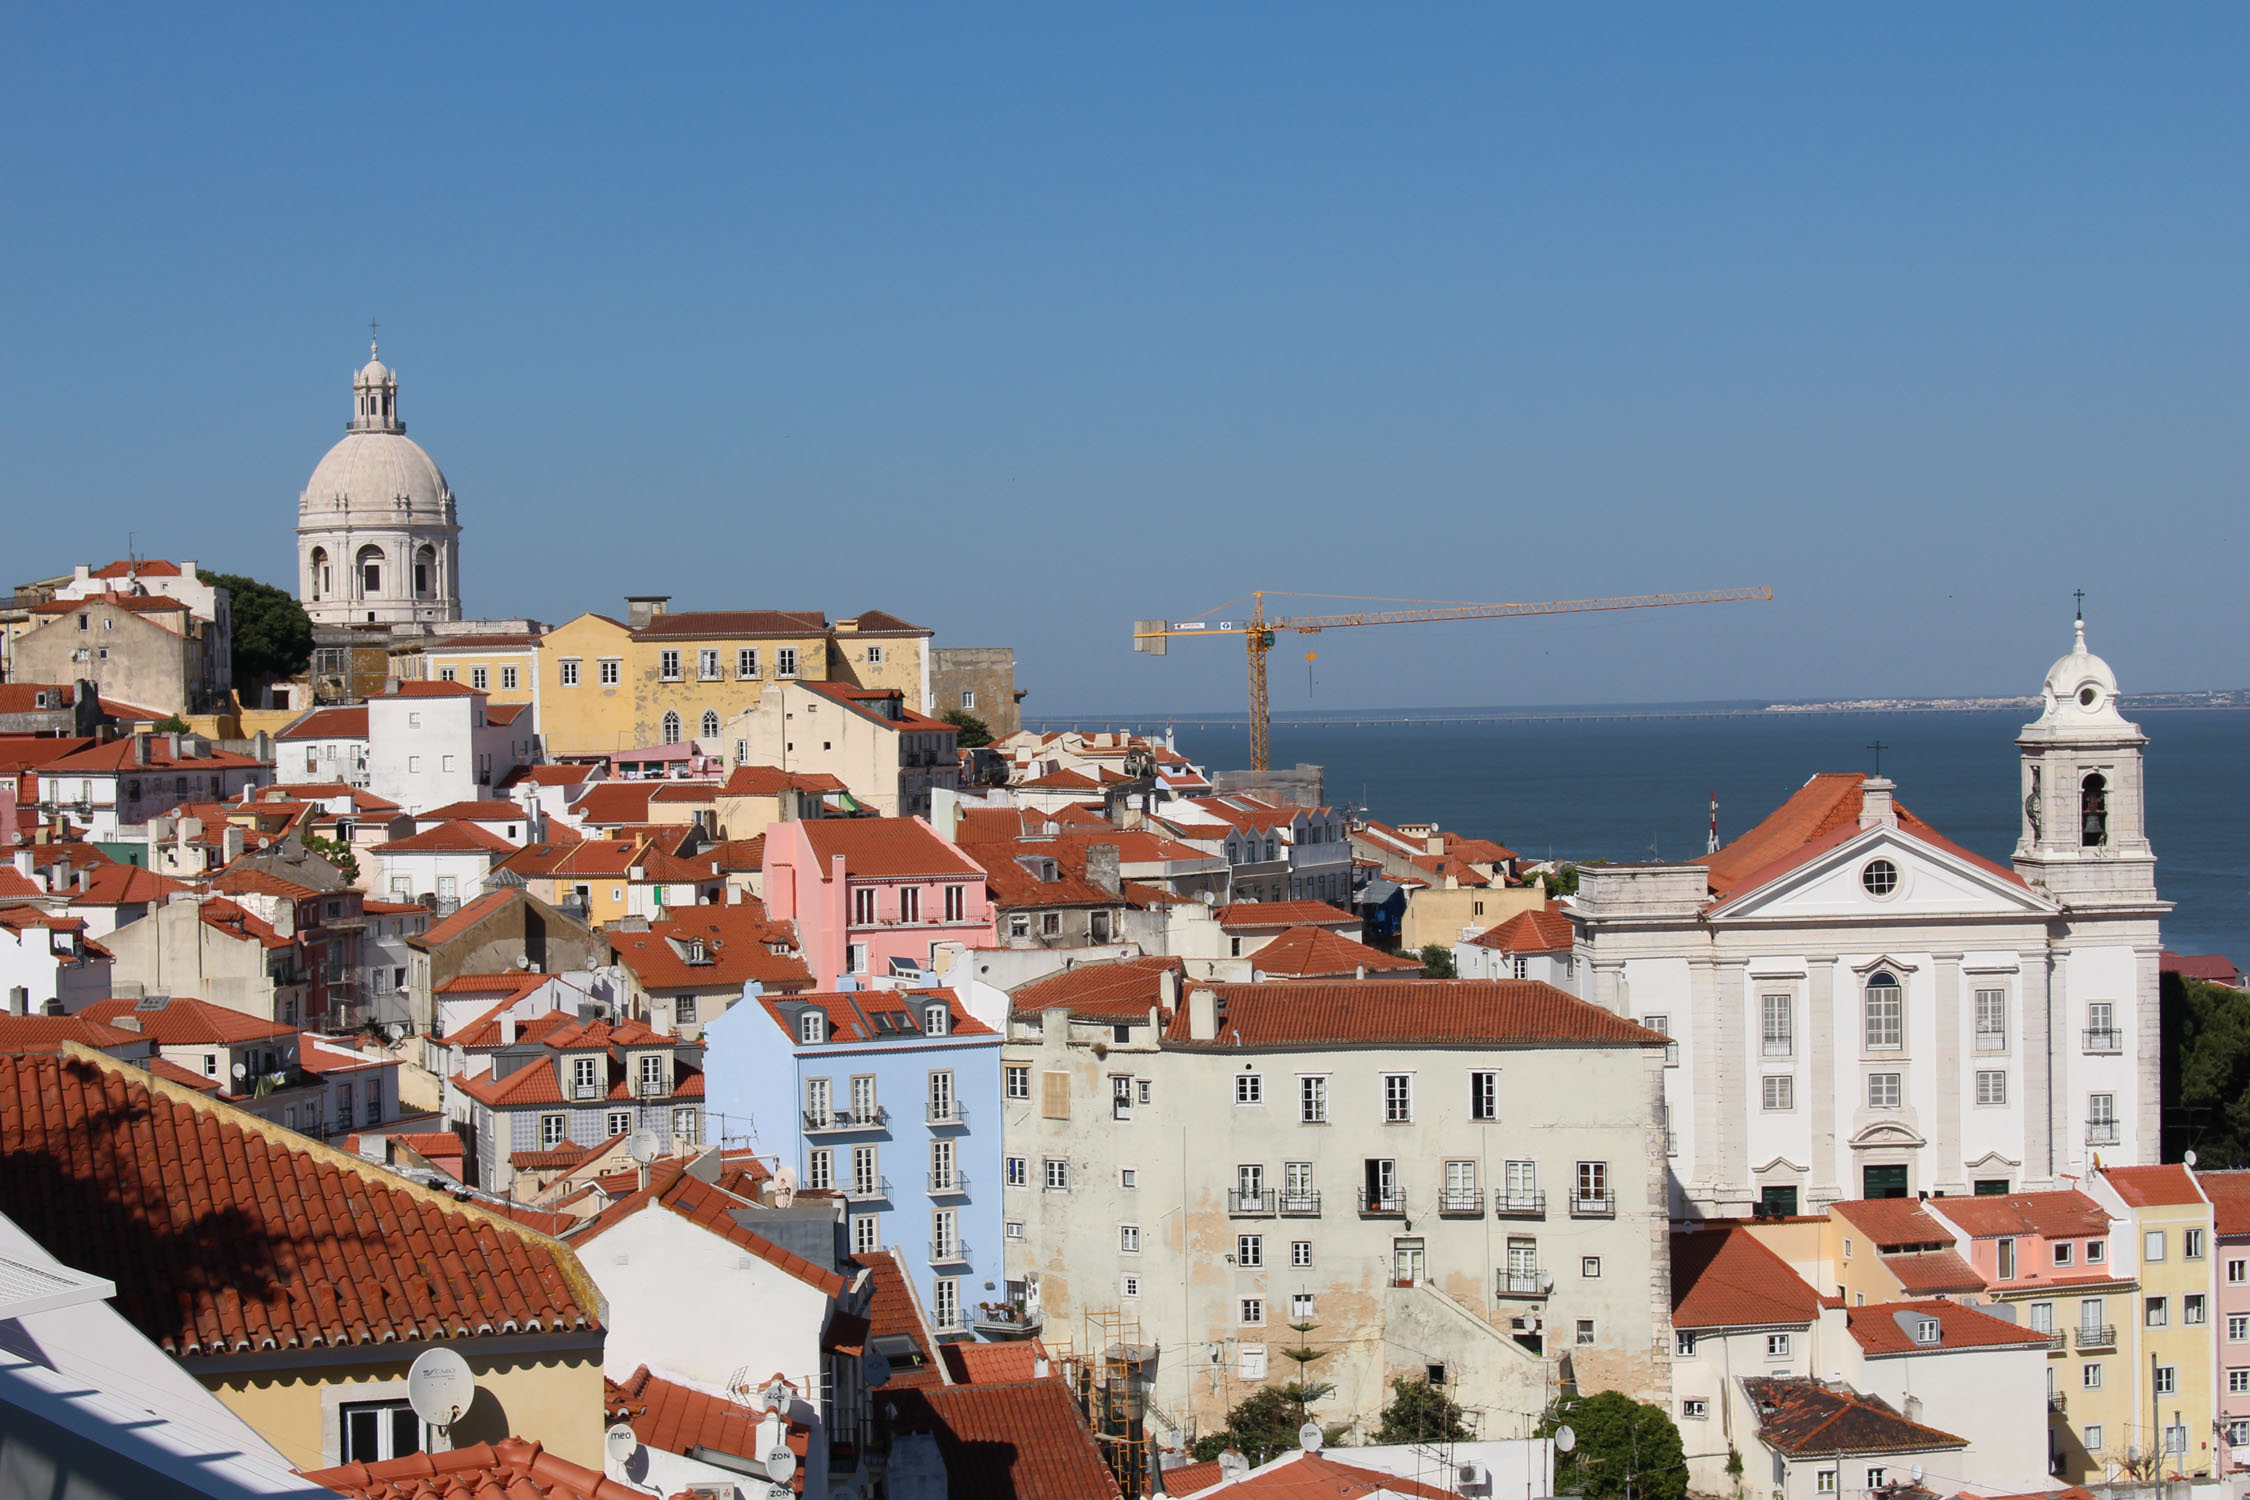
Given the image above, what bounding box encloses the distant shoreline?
[1023,690,2250,732]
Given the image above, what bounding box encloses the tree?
[303,833,360,885]
[150,714,192,733]
[207,571,313,692]
[941,708,993,748]
[1374,1376,1471,1445]
[1419,944,1456,979]
[2166,973,2250,1165]
[1189,1385,1316,1465]
[1548,862,1582,897]
[1542,1390,1687,1500]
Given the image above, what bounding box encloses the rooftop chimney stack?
[1859,777,1898,831]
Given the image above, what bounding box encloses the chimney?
[1187,986,1219,1041]
[222,825,246,864]
[1859,777,1897,831]
[1083,842,1121,896]
[76,867,89,893]
[500,1013,517,1044]
[133,734,149,767]
[1158,967,1179,1012]
[112,1014,141,1033]
[11,849,30,878]
[72,564,92,585]
[180,559,196,580]
[625,595,672,630]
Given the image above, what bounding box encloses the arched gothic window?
[308,547,330,600]
[1863,971,1903,1051]
[355,544,384,597]
[701,710,721,739]
[414,544,436,599]
[2081,773,2108,848]
[661,711,682,745]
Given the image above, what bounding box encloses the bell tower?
[2013,612,2158,909]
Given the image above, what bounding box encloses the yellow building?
[532,599,933,760]
[403,631,542,705]
[12,1047,607,1471]
[2095,1163,2220,1480]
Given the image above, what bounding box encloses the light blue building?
[703,984,1003,1339]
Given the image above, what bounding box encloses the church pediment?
[1964,1150,2022,1172]
[1848,1121,1928,1151]
[1708,825,2060,925]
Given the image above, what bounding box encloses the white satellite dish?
[1909,1466,1924,1485]
[2186,1149,2199,1168]
[605,1424,639,1465]
[231,1062,247,1080]
[773,1165,799,1209]
[1554,1425,1577,1454]
[626,1129,664,1165]
[764,1444,797,1484]
[406,1347,476,1428]
[1298,1422,1324,1453]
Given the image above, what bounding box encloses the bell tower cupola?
[2013,608,2158,909]
[349,335,404,435]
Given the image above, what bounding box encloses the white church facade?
[1569,620,2166,1217]
[295,341,462,627]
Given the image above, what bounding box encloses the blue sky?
[2,7,2241,714]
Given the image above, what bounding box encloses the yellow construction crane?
[1133,586,1775,771]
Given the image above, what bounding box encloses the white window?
[2155,1364,2177,1396]
[2053,1241,2074,1266]
[339,1400,423,1464]
[1006,1220,1023,1240]
[1575,1318,1595,1345]
[1468,1070,1498,1120]
[560,658,581,686]
[1005,1064,1030,1100]
[2231,1370,2250,1395]
[2188,1228,2207,1259]
[1760,993,1793,1056]
[1300,1075,1328,1123]
[470,667,488,691]
[1237,1234,1263,1267]
[801,1010,826,1044]
[1762,1075,1794,1111]
[1291,1292,1315,1320]
[1976,1070,2007,1105]
[851,1145,878,1196]
[1005,1157,1026,1187]
[959,689,975,710]
[852,1215,879,1254]
[2146,1296,2168,1327]
[1239,1298,1264,1326]
[738,648,758,677]
[1975,987,2008,1050]
[1235,1073,1263,1106]
[2188,1294,2208,1325]
[2146,1229,2167,1262]
[440,754,456,772]
[1121,1274,1141,1299]
[1868,1072,1902,1109]
[1044,1158,1070,1191]
[1382,1073,1412,1122]
[599,658,620,685]
[539,1114,565,1149]
[2083,1362,2103,1389]
[606,1109,633,1136]
[1864,972,1903,1050]
[2229,1314,2248,1342]
[501,666,518,690]
[698,648,720,680]
[807,1148,833,1190]
[1681,1398,1708,1420]
[1119,1224,1140,1253]
[1121,1168,1137,1188]
[660,649,682,680]
[1676,1332,1697,1356]
[1291,1240,1313,1268]
[1766,1333,1791,1359]
[777,647,798,677]
[2084,1425,2104,1453]
[2090,1092,2118,1141]
[866,645,884,665]
[407,755,421,773]
[1583,1256,1602,1278]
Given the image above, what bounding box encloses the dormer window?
[801,1010,826,1044]
[685,938,707,963]
[925,1003,949,1037]
[1914,1317,1941,1345]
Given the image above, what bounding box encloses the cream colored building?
[727,678,958,818]
[1002,969,1672,1447]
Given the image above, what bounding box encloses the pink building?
[763,816,993,988]
[2200,1171,2250,1460]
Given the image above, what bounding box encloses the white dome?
[2022,618,2136,740]
[298,429,454,521]
[357,356,393,386]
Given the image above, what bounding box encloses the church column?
[1933,955,1966,1196]
[2135,941,2162,1165]
[1713,958,1749,1211]
[2024,946,2056,1189]
[1807,960,1840,1205]
[1590,962,1624,1015]
[1686,956,1718,1204]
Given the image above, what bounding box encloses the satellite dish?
[626,1129,664,1165]
[1910,1466,1924,1485]
[764,1445,798,1484]
[1554,1425,1578,1454]
[773,1165,799,1208]
[406,1347,475,1428]
[1298,1422,1324,1453]
[231,1062,247,1080]
[2186,1149,2199,1168]
[605,1424,639,1465]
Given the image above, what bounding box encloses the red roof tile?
[303,1438,649,1500]
[81,994,297,1045]
[416,800,534,824]
[1008,956,1184,1020]
[1740,1376,1966,1456]
[1704,773,2026,901]
[1174,1452,1453,1500]
[277,706,369,741]
[609,905,810,992]
[797,817,985,879]
[1167,980,1667,1049]
[720,765,847,796]
[0,1014,150,1053]
[1214,900,1356,930]
[1848,1299,2055,1355]
[67,862,192,907]
[880,1381,1122,1500]
[943,1338,1055,1385]
[1468,906,1575,953]
[569,1163,846,1295]
[0,1052,599,1358]
[1832,1198,1956,1249]
[1925,1190,2111,1240]
[415,888,528,948]
[856,1248,943,1388]
[2200,1171,2250,1237]
[87,558,186,578]
[377,679,482,698]
[633,608,828,638]
[1249,926,1424,978]
[32,591,190,615]
[2103,1163,2205,1209]
[1880,1249,1987,1296]
[40,736,266,773]
[605,1365,804,1464]
[374,820,516,855]
[1670,1225,1822,1329]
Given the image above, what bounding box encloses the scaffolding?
[1052,1309,1160,1498]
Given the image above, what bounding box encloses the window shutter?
[1042,1071,1070,1120]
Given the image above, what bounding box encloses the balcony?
[1358,1188,1406,1218]
[1569,1190,1617,1218]
[1228,1190,1275,1217]
[929,1171,970,1198]
[972,1302,1041,1338]
[926,1103,968,1127]
[1438,1190,1484,1217]
[1496,1269,1552,1298]
[1975,1030,2008,1054]
[1278,1192,1322,1217]
[928,1238,970,1267]
[846,1176,892,1203]
[2074,1325,2116,1350]
[1493,1191,1547,1219]
[2040,1330,2067,1353]
[2084,1028,2123,1054]
[804,1107,889,1135]
[2049,1392,2068,1415]
[2087,1122,2121,1146]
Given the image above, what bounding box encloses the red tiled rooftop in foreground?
[303,1438,649,1500]
[1740,1375,1967,1456]
[1703,772,2026,901]
[1831,1197,1956,1248]
[2199,1171,2250,1237]
[1848,1298,2057,1356]
[1670,1224,1821,1330]
[1165,1450,1453,1499]
[1248,926,1423,978]
[1214,899,1356,929]
[1880,1249,1986,1296]
[1925,1189,2111,1241]
[2103,1162,2205,1208]
[1469,905,1574,953]
[880,1380,1123,1500]
[605,1365,808,1467]
[1167,980,1668,1049]
[0,1051,599,1358]
[796,816,985,879]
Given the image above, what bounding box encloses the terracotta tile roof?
[1880,1249,1986,1295]
[88,558,186,578]
[1009,956,1183,1020]
[1161,1461,1222,1495]
[41,736,267,773]
[1173,1452,1453,1499]
[498,837,646,879]
[1704,773,2026,901]
[644,781,723,804]
[81,994,298,1045]
[148,1056,224,1092]
[800,679,954,733]
[2199,1171,2250,1237]
[447,1008,581,1052]
[798,817,985,879]
[710,836,766,871]
[609,905,810,992]
[1469,905,1575,953]
[1831,1198,1955,1249]
[1249,926,1424,978]
[1214,900,1356,930]
[0,1052,599,1358]
[68,862,192,907]
[361,899,431,917]
[633,608,828,638]
[2164,952,2243,984]
[374,820,516,855]
[0,683,80,713]
[377,680,482,698]
[277,706,369,740]
[414,888,522,948]
[1925,1190,2111,1240]
[437,971,555,1000]
[303,1438,650,1500]
[2103,1162,2205,1209]
[1167,980,1667,1049]
[423,632,543,650]
[209,866,324,901]
[838,609,928,635]
[755,987,994,1044]
[1740,1376,1967,1456]
[570,1163,847,1295]
[943,1338,1054,1385]
[416,800,534,824]
[604,1366,812,1480]
[1670,1225,1822,1329]
[856,1247,943,1388]
[508,764,596,788]
[32,591,190,615]
[1848,1299,2054,1356]
[0,1014,151,1053]
[720,765,847,796]
[1184,799,1304,834]
[881,1381,1122,1500]
[1015,767,1101,791]
[485,702,531,727]
[569,783,662,826]
[0,868,44,902]
[977,842,1127,909]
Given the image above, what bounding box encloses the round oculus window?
[1861,859,1899,897]
[2078,686,2100,708]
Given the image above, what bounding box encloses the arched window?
[356,544,384,597]
[2081,773,2108,848]
[701,709,721,739]
[661,711,682,745]
[1864,971,1903,1051]
[413,544,436,599]
[308,547,330,600]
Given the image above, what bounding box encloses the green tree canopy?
[2168,973,2250,1164]
[1418,944,1457,979]
[1542,1391,1687,1500]
[208,571,313,690]
[941,708,994,747]
[1189,1385,1313,1465]
[1374,1376,1472,1446]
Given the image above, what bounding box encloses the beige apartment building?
[1001,969,1673,1447]
[728,678,958,818]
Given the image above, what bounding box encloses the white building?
[1570,620,2167,1216]
[295,340,462,628]
[364,680,527,814]
[0,906,114,1016]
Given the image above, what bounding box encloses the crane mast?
[1134,585,1774,771]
